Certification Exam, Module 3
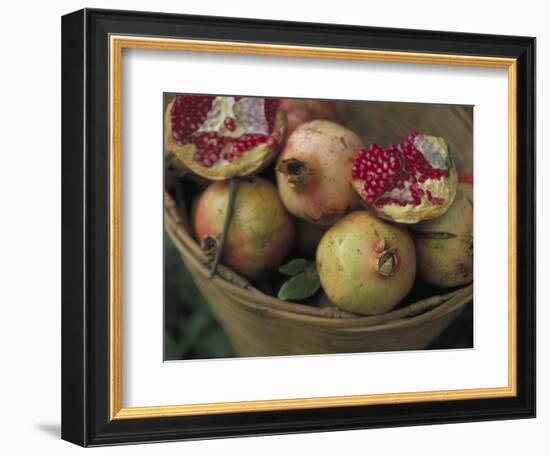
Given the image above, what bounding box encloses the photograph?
[163,94,474,360]
[57,5,536,447]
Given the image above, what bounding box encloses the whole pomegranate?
[316,211,416,315]
[276,120,363,226]
[165,95,287,180]
[279,99,338,135]
[193,177,294,279]
[412,182,473,287]
[351,132,457,223]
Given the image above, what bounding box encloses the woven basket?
[164,101,474,356]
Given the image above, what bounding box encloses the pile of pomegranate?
[166,95,473,316]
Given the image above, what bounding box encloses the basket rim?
[164,191,473,329]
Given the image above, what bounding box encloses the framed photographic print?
[61,8,535,447]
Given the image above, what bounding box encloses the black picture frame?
[62,8,535,447]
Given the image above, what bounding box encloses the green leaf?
[277,270,321,301]
[278,258,316,276]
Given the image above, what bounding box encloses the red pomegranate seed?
[351,144,401,203]
[264,99,279,133]
[224,117,236,132]
[170,95,283,171]
[352,132,453,212]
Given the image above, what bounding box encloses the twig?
[209,177,239,278]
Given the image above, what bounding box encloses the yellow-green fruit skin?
[316,211,416,315]
[193,177,295,279]
[413,182,473,287]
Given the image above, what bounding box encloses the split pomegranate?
[165,95,287,180]
[316,211,416,315]
[351,132,457,224]
[276,120,363,226]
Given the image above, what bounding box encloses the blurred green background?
[164,235,235,360]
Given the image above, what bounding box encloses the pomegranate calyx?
[376,248,398,277]
[201,235,219,260]
[276,158,313,190]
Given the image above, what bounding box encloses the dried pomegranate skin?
[352,133,458,224]
[276,120,363,226]
[316,211,416,315]
[164,96,287,180]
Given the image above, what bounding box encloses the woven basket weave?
[164,101,474,356]
[165,194,472,356]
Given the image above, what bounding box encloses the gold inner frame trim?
[109,35,517,421]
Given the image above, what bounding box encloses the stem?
[209,177,239,278]
[276,158,312,190]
